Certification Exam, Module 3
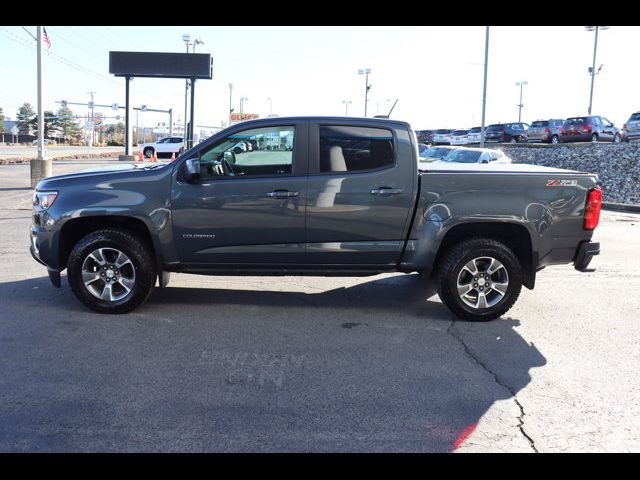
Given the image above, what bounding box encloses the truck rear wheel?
[436,238,522,321]
[67,229,156,314]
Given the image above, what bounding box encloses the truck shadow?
[0,274,546,452]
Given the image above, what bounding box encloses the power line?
[20,26,36,41]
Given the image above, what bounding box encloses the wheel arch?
[434,222,535,289]
[59,216,158,272]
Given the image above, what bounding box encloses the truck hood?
[35,162,169,190]
[421,161,589,175]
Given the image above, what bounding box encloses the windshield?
[566,117,586,125]
[435,129,452,134]
[629,113,640,121]
[418,143,429,155]
[468,127,481,133]
[442,150,482,163]
[531,121,548,127]
[485,125,502,132]
[452,130,468,135]
[421,147,452,159]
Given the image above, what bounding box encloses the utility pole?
[480,27,489,149]
[31,25,51,187]
[182,34,192,143]
[87,91,96,146]
[515,81,528,123]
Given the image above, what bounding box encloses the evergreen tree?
[29,111,61,138]
[55,105,82,142]
[16,103,35,134]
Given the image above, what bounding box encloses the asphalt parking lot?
[0,159,639,452]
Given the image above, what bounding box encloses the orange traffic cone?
[138,149,143,161]
[170,152,176,161]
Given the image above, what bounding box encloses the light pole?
[182,34,192,141]
[358,68,372,117]
[240,97,248,114]
[480,26,489,149]
[586,26,609,115]
[228,83,233,123]
[341,100,352,116]
[515,81,528,123]
[267,97,273,115]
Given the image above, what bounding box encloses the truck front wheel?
[436,238,523,321]
[67,229,156,314]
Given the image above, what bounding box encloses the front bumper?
[574,241,600,272]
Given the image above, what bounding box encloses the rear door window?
[319,126,395,173]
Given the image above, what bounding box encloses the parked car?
[622,112,640,142]
[432,129,453,145]
[140,136,185,159]
[526,119,565,144]
[30,116,601,322]
[484,123,528,143]
[449,129,470,146]
[440,147,512,164]
[466,127,482,144]
[419,145,459,162]
[415,130,434,144]
[559,116,621,143]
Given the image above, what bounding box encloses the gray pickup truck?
[30,117,601,321]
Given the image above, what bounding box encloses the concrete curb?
[602,202,640,213]
[0,151,124,165]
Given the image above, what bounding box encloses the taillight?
[544,127,551,134]
[582,124,592,133]
[560,127,565,134]
[623,123,627,129]
[584,187,602,230]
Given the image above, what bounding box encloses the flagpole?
[31,25,51,187]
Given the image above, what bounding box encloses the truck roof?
[227,116,412,130]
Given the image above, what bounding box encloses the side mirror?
[481,159,489,164]
[183,158,200,183]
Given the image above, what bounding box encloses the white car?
[449,129,470,146]
[466,127,482,143]
[432,129,453,145]
[439,147,512,164]
[140,136,184,159]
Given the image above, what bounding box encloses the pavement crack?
[447,320,538,453]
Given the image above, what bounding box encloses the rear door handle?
[267,190,299,198]
[370,188,403,196]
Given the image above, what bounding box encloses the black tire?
[509,137,517,144]
[613,133,621,143]
[436,238,523,322]
[551,135,559,144]
[591,134,599,143]
[67,229,155,314]
[144,147,154,158]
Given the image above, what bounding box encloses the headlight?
[33,191,58,209]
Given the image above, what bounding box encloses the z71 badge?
[547,179,578,187]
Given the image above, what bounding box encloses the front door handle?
[267,190,299,199]
[370,188,403,196]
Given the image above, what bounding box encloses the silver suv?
[622,112,640,142]
[527,119,564,144]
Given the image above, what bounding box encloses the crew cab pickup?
[30,117,601,321]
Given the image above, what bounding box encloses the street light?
[358,68,372,117]
[585,26,609,115]
[515,80,528,123]
[240,97,248,114]
[193,37,204,52]
[267,97,273,115]
[228,83,234,122]
[341,100,352,116]
[182,34,193,142]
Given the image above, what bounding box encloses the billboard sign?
[230,113,259,125]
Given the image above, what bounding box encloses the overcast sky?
[1,26,638,132]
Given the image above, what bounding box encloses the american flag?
[43,27,51,50]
